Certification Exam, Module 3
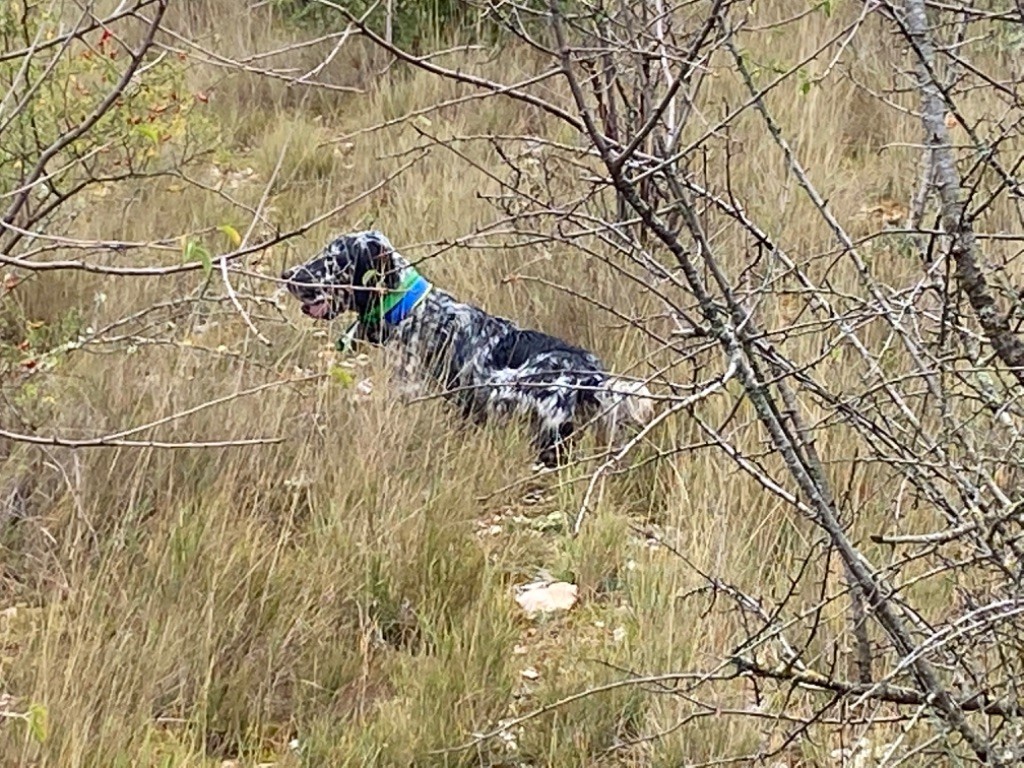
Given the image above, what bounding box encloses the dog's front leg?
[389,352,430,404]
[392,372,430,404]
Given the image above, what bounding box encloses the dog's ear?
[357,231,400,290]
[346,231,400,318]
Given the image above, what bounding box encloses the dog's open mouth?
[301,300,331,319]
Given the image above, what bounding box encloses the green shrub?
[0,3,217,209]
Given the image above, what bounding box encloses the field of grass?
[2,0,1023,765]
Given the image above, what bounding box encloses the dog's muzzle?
[301,300,331,319]
[282,266,336,320]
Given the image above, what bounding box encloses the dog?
[281,230,654,467]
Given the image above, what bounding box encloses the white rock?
[514,581,579,617]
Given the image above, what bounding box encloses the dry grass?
[2,1,1022,765]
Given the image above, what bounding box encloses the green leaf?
[329,365,354,387]
[217,224,242,248]
[798,69,813,95]
[183,239,213,277]
[361,268,380,286]
[27,702,48,743]
[134,123,160,145]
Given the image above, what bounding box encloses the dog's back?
[394,287,653,462]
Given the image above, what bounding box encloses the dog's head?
[280,230,401,321]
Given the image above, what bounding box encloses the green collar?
[336,268,432,354]
[360,268,430,326]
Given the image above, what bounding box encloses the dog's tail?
[594,376,656,447]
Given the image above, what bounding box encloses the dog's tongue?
[305,300,329,319]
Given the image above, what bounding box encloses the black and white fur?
[281,230,654,467]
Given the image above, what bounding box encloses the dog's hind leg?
[533,419,576,468]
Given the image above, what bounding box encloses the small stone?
[514,581,579,617]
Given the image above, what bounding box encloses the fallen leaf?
[527,511,565,532]
[520,667,540,680]
[514,581,579,617]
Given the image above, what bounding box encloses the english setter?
[281,230,654,467]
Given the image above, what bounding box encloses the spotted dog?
[281,230,654,467]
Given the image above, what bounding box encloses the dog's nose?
[281,267,295,281]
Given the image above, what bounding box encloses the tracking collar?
[336,268,432,353]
